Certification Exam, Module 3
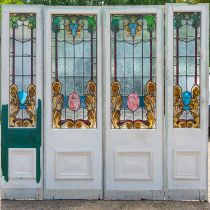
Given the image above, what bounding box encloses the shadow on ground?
[1,200,210,210]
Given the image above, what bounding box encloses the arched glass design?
[173,12,201,128]
[51,15,97,129]
[110,15,156,129]
[9,14,36,127]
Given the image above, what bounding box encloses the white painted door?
[44,7,102,199]
[165,4,209,200]
[104,6,164,200]
[1,5,43,199]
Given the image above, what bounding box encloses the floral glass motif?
[173,13,200,128]
[9,14,36,127]
[51,15,97,129]
[111,15,156,129]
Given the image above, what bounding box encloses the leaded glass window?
[110,15,156,129]
[9,14,36,127]
[51,15,97,129]
[173,12,200,128]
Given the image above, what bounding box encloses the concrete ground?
[1,200,210,210]
[1,142,210,210]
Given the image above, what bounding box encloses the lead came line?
[73,37,75,122]
[114,32,117,81]
[91,32,93,81]
[21,22,24,121]
[195,26,198,85]
[176,27,179,85]
[132,37,134,121]
[150,31,152,81]
[64,19,67,120]
[12,28,15,84]
[141,18,144,121]
[31,28,33,84]
[55,32,58,80]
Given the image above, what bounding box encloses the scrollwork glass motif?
[9,14,36,127]
[51,15,97,129]
[111,15,156,129]
[173,13,200,128]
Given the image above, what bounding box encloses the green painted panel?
[1,99,42,183]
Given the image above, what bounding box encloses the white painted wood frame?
[165,3,209,201]
[1,5,43,199]
[44,7,103,199]
[103,6,164,200]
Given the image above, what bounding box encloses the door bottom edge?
[43,189,103,200]
[1,188,43,200]
[104,190,164,200]
[104,189,207,201]
[164,189,208,201]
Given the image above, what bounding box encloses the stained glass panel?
[51,15,97,129]
[9,14,36,127]
[110,15,156,129]
[173,12,200,128]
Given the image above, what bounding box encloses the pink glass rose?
[69,92,80,111]
[127,92,139,111]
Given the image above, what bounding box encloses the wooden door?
[44,7,103,199]
[104,6,164,200]
[165,3,209,200]
[1,5,43,199]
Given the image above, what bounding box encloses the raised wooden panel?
[55,151,94,180]
[114,151,153,180]
[173,150,200,180]
[9,148,36,179]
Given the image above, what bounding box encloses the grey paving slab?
[1,200,210,210]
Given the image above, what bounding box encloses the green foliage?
[0,0,176,5]
[26,0,104,5]
[0,0,24,4]
[26,0,210,5]
[1,0,210,5]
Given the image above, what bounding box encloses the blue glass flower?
[128,23,137,37]
[18,90,27,109]
[182,91,192,110]
[69,23,79,38]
